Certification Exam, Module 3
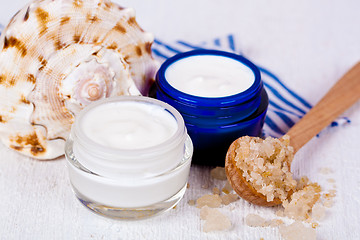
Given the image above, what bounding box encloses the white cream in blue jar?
[156,50,268,166]
[165,54,255,98]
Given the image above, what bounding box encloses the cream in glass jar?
[65,96,193,219]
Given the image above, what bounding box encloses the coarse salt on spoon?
[225,62,360,206]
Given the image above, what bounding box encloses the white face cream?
[65,96,193,219]
[80,101,178,150]
[165,55,255,98]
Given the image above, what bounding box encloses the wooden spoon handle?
[287,62,360,153]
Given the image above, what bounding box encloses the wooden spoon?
[225,62,360,206]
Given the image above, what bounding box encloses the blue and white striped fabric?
[0,22,348,138]
[152,34,350,137]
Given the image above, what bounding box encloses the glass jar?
[155,50,268,166]
[65,96,193,220]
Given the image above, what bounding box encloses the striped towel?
[0,23,348,137]
[152,35,350,138]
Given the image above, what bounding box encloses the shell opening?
[71,59,115,106]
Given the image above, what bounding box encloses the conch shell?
[0,0,158,159]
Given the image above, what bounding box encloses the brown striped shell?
[0,0,158,159]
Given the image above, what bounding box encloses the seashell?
[0,0,158,159]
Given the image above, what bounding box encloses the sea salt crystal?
[279,221,316,240]
[210,167,227,180]
[329,189,337,195]
[282,184,321,220]
[196,194,222,208]
[200,206,211,220]
[212,187,220,195]
[200,206,232,232]
[324,191,336,199]
[188,200,196,206]
[245,214,267,227]
[268,219,284,227]
[311,203,326,221]
[327,178,336,183]
[221,193,239,205]
[222,181,233,194]
[319,167,333,175]
[296,177,309,190]
[323,199,334,208]
[276,210,285,217]
[311,222,319,229]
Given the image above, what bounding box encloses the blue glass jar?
[155,50,268,166]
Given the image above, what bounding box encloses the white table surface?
[1,0,360,239]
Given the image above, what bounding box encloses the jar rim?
[66,135,193,181]
[185,87,269,129]
[72,96,186,157]
[156,49,262,107]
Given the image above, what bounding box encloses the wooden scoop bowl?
[225,62,360,206]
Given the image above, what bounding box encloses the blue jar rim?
[184,87,269,129]
[156,49,262,107]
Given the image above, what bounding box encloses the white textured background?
[0,0,360,239]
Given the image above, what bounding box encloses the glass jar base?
[72,183,188,220]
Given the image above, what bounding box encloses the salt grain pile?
[188,165,336,239]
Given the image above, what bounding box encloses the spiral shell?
[0,0,158,159]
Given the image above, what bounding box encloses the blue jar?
[155,50,268,166]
